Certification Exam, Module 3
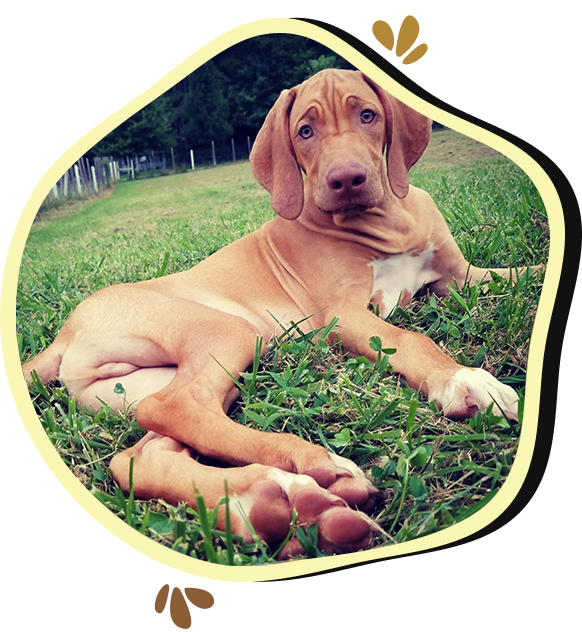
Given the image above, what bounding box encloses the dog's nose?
[326,164,368,197]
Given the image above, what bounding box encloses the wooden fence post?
[231,138,236,163]
[170,147,176,173]
[74,164,83,193]
[211,141,216,166]
[91,165,99,193]
[247,135,251,156]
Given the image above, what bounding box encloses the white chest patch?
[369,245,438,319]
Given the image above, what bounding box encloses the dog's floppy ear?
[250,87,304,220]
[360,73,431,199]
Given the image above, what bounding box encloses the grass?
[18,129,548,564]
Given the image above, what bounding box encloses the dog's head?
[250,69,431,220]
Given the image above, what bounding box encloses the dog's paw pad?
[318,506,371,548]
[303,466,337,488]
[247,480,293,542]
[276,506,372,560]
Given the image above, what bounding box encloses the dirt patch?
[33,187,115,225]
[419,128,500,170]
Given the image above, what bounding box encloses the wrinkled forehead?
[289,70,382,127]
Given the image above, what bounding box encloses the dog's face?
[288,70,387,215]
[250,69,432,220]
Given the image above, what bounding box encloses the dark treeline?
[90,35,354,159]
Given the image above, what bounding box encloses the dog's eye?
[299,125,313,139]
[360,110,376,124]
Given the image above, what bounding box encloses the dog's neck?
[295,190,424,256]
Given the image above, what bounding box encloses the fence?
[41,156,120,210]
[115,137,254,180]
[40,137,255,210]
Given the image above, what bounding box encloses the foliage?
[90,35,353,158]
[175,61,233,147]
[210,35,353,135]
[92,96,174,157]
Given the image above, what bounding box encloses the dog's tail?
[22,336,69,386]
[467,263,544,286]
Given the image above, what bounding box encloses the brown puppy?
[23,69,528,558]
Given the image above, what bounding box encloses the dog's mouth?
[321,204,369,216]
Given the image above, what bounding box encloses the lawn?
[18,128,548,565]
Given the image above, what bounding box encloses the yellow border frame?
[1,18,565,630]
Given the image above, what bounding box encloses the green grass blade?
[193,486,217,564]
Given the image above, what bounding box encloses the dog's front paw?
[430,367,519,421]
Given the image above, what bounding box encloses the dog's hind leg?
[24,285,378,510]
[135,341,340,487]
[131,317,379,507]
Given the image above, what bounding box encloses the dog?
[23,69,531,559]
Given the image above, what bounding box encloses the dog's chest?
[369,245,438,319]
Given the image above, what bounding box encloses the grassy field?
[18,129,548,565]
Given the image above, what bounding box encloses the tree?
[306,54,345,76]
[91,96,174,157]
[212,35,354,138]
[174,61,233,148]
